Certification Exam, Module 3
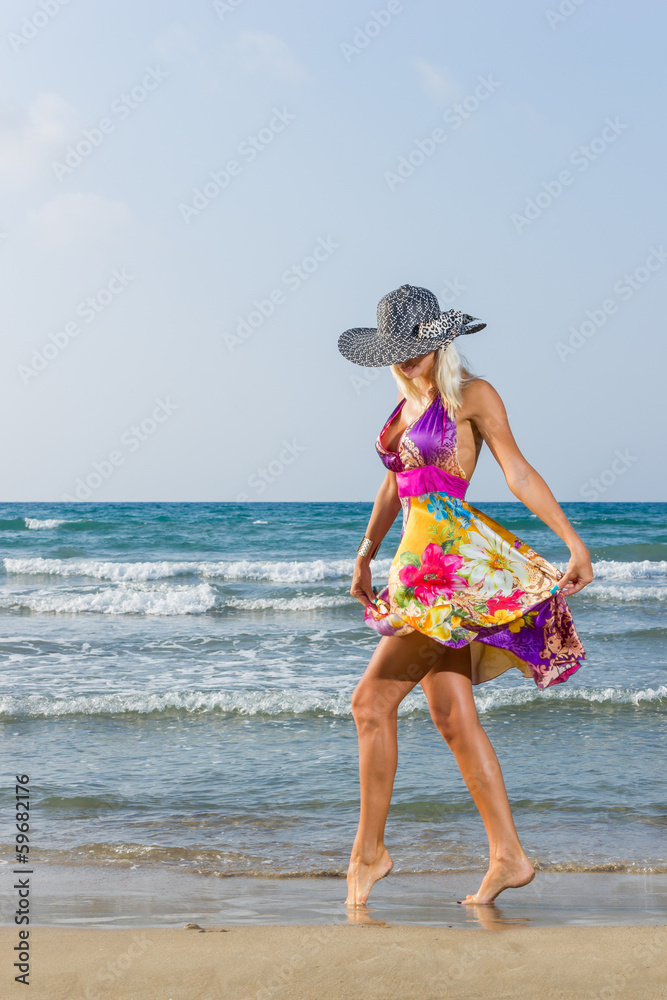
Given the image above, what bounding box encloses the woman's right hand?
[350,557,375,608]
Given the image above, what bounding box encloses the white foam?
[1,684,664,719]
[6,555,666,586]
[4,557,199,581]
[226,594,352,611]
[0,578,350,615]
[473,683,667,712]
[0,689,357,718]
[0,583,216,616]
[591,559,667,580]
[584,584,667,601]
[24,518,66,529]
[3,556,392,583]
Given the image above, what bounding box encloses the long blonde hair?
[390,341,478,416]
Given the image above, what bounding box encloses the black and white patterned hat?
[338,283,486,367]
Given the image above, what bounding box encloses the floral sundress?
[365,394,586,689]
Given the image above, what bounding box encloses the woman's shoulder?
[458,378,506,418]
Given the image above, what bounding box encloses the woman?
[337,284,592,908]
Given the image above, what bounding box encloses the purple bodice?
[376,395,469,500]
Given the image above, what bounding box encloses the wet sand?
[24,864,667,928]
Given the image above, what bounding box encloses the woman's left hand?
[557,542,594,596]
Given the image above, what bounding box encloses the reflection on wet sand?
[345,901,530,930]
[31,865,667,929]
[462,904,531,931]
[345,906,388,927]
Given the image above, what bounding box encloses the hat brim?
[338,320,486,368]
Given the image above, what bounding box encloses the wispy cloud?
[0,94,78,183]
[151,22,199,62]
[413,59,462,104]
[235,31,306,83]
[26,192,133,247]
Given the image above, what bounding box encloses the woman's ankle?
[489,846,531,866]
[349,842,388,866]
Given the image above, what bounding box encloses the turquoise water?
[0,502,665,877]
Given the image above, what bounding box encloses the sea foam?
[591,559,667,580]
[226,594,352,611]
[3,556,392,583]
[0,583,217,616]
[5,555,664,585]
[1,684,664,719]
[24,518,67,529]
[583,584,667,601]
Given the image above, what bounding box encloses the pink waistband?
[396,465,468,500]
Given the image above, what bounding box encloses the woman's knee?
[429,701,479,744]
[351,682,399,728]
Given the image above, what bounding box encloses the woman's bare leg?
[346,630,440,906]
[419,644,535,904]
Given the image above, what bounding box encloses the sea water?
[0,502,665,881]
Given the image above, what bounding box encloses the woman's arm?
[463,380,594,596]
[350,470,401,608]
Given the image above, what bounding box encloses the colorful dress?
[365,394,585,689]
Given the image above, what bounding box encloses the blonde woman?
[337,284,592,907]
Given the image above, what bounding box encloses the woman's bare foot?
[345,847,393,907]
[458,855,535,905]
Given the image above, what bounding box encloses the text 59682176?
[13,774,32,985]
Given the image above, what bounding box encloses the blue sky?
[1,0,665,502]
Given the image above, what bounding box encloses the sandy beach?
[3,923,666,999]
[3,870,666,998]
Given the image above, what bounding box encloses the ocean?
[1,500,665,895]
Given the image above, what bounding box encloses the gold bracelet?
[357,536,381,560]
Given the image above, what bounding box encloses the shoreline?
[9,865,667,929]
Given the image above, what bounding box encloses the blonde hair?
[390,341,478,416]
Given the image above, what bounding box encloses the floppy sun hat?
[338,283,486,367]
